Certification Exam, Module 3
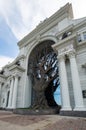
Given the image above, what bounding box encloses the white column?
[23,75,32,108]
[8,78,14,108]
[69,51,85,111]
[12,75,19,109]
[0,82,2,96]
[0,82,2,107]
[58,55,72,111]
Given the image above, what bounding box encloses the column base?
[7,106,12,109]
[61,106,72,111]
[7,105,16,109]
[11,107,16,109]
[74,106,86,111]
[60,110,86,117]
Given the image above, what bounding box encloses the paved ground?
[0,110,86,130]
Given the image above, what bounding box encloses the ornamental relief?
[58,44,75,56]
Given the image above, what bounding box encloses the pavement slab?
[0,110,86,130]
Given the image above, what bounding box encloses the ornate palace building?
[0,3,86,115]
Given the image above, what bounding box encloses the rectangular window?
[77,34,82,42]
[83,32,86,40]
[82,90,86,98]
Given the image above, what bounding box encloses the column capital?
[13,73,21,78]
[58,54,65,62]
[68,49,76,58]
[15,74,20,78]
[8,75,15,81]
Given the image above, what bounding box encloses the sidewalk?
[0,110,86,130]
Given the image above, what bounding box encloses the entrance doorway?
[28,40,61,110]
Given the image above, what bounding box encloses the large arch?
[26,35,58,59]
[27,39,61,111]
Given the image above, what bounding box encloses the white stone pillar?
[12,75,19,109]
[8,77,14,108]
[23,75,32,108]
[0,82,2,107]
[58,55,72,111]
[0,82,2,96]
[69,51,85,111]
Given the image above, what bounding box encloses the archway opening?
[28,40,61,111]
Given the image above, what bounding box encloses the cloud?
[0,0,86,70]
[0,55,14,70]
[0,0,86,41]
[0,0,62,40]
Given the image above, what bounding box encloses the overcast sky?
[0,0,86,69]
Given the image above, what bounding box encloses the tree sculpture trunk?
[28,43,59,109]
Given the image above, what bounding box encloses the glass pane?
[83,32,86,40]
[77,34,82,42]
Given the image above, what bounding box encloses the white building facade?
[0,3,86,113]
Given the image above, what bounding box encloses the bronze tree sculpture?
[28,41,60,109]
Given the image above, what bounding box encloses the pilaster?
[8,77,14,108]
[0,82,2,107]
[12,74,19,109]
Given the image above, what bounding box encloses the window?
[83,32,86,40]
[62,32,68,39]
[77,34,82,42]
[82,90,86,98]
[61,31,72,40]
[77,31,86,43]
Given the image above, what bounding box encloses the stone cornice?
[18,3,73,48]
[56,24,74,37]
[73,19,86,31]
[9,65,25,78]
[18,14,67,49]
[56,17,86,39]
[4,55,26,68]
[14,55,26,62]
[9,65,25,72]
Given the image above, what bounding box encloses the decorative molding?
[9,65,25,72]
[68,50,76,58]
[58,54,65,62]
[18,3,73,48]
[9,65,25,78]
[11,73,20,78]
[58,44,75,56]
[4,55,26,68]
